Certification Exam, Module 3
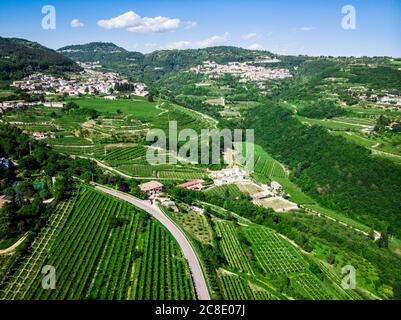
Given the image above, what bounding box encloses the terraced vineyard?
[218,270,279,300]
[214,220,253,274]
[244,225,306,275]
[169,210,213,245]
[101,146,147,163]
[253,147,286,179]
[292,273,337,300]
[117,163,207,179]
[0,186,195,300]
[204,184,242,198]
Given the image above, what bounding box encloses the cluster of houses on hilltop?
[12,71,120,96]
[209,166,248,185]
[348,87,401,107]
[11,71,149,98]
[190,60,292,83]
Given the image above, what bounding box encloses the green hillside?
[0,37,81,80]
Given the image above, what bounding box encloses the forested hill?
[0,37,81,80]
[245,104,401,236]
[57,43,283,82]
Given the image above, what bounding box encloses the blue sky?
[0,0,400,57]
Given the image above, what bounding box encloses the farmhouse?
[252,190,272,199]
[104,95,117,100]
[139,181,164,197]
[176,179,205,190]
[32,132,51,140]
[209,166,248,185]
[271,181,283,192]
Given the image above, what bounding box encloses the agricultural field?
[0,185,195,300]
[69,97,161,120]
[169,209,213,246]
[244,225,307,275]
[46,136,94,146]
[297,116,367,131]
[0,254,16,282]
[117,163,208,180]
[214,220,254,274]
[204,184,242,198]
[218,269,279,300]
[240,142,287,183]
[291,273,337,300]
[101,145,146,162]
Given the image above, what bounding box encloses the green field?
[218,270,278,300]
[296,116,367,131]
[214,220,254,274]
[0,185,195,300]
[69,98,161,120]
[244,225,307,275]
[204,184,242,198]
[169,209,213,245]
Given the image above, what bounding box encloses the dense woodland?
[245,104,401,236]
[0,37,81,80]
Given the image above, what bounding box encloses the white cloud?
[97,10,182,33]
[97,11,141,29]
[198,32,229,48]
[242,32,258,40]
[248,43,263,50]
[300,26,316,31]
[127,16,180,33]
[183,21,197,29]
[71,19,84,28]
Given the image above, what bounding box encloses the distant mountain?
[58,43,293,83]
[58,42,128,56]
[58,42,144,80]
[0,37,81,80]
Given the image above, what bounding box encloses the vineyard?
[101,146,147,163]
[214,220,253,274]
[0,185,195,300]
[292,273,337,300]
[218,269,279,300]
[169,210,213,246]
[244,225,307,275]
[253,145,286,179]
[117,163,207,180]
[204,184,242,198]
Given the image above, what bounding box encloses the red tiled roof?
[176,179,205,188]
[139,181,163,192]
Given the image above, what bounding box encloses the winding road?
[92,183,211,300]
[0,233,28,255]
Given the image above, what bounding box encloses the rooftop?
[139,181,164,192]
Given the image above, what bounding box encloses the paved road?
[0,233,28,255]
[93,184,211,300]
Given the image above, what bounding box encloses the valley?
[0,36,401,302]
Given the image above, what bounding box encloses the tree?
[378,284,394,300]
[378,232,389,249]
[0,203,15,238]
